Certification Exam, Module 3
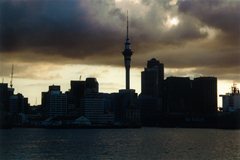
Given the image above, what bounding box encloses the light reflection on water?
[0,128,240,160]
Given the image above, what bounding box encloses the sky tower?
[122,12,133,90]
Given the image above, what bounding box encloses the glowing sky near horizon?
[2,63,236,107]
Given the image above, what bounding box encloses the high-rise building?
[122,12,133,90]
[164,77,192,113]
[85,78,99,95]
[9,93,28,114]
[192,77,217,114]
[0,83,9,111]
[140,58,164,125]
[71,81,85,98]
[0,83,16,112]
[68,80,85,115]
[42,85,68,116]
[141,58,164,97]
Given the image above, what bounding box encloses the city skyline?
[0,0,239,105]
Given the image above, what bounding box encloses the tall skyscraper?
[85,78,99,95]
[67,80,85,115]
[0,83,9,111]
[164,77,192,113]
[139,58,164,125]
[122,12,133,90]
[141,58,164,97]
[9,93,27,114]
[0,83,14,112]
[41,85,68,116]
[192,77,217,114]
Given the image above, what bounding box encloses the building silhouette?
[139,58,218,126]
[141,58,164,98]
[67,80,85,115]
[192,77,217,114]
[0,83,29,126]
[42,85,68,116]
[163,77,217,114]
[81,93,114,125]
[0,83,29,114]
[139,58,164,125]
[138,95,160,125]
[112,90,140,126]
[0,83,11,112]
[9,93,28,114]
[164,77,192,113]
[85,78,99,95]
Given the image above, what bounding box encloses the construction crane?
[10,64,14,88]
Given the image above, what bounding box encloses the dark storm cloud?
[0,0,207,57]
[178,0,240,41]
[0,0,123,57]
[0,0,239,82]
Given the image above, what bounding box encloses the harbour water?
[0,128,239,160]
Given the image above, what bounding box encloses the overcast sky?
[0,0,239,105]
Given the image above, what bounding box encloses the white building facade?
[220,84,240,112]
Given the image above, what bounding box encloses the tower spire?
[127,10,129,40]
[122,11,133,90]
[124,11,131,51]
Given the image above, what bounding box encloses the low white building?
[220,84,240,112]
[73,116,91,126]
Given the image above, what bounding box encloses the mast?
[127,11,129,40]
[10,64,14,88]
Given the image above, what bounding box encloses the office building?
[192,77,217,114]
[81,93,114,125]
[68,80,85,115]
[138,95,161,125]
[42,85,68,116]
[164,77,192,113]
[141,58,164,97]
[140,58,164,124]
[0,83,9,111]
[112,90,140,126]
[85,78,99,95]
[9,93,28,114]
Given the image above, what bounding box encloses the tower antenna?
[10,64,14,88]
[127,10,129,40]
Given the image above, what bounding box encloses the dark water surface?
[0,128,239,160]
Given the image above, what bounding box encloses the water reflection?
[0,128,240,160]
